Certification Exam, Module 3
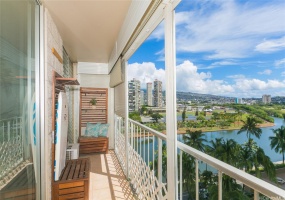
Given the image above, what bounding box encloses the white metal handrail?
[128,119,167,140]
[115,115,285,199]
[178,141,285,199]
[115,116,168,199]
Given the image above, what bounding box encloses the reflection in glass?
[0,0,38,199]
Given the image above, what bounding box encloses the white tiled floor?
[81,151,136,200]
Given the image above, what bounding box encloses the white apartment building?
[147,82,153,106]
[262,94,271,104]
[128,78,141,111]
[153,79,163,107]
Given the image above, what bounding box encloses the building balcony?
[111,115,285,200]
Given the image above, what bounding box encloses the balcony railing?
[0,117,24,187]
[114,115,285,200]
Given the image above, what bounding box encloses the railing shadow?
[81,150,136,200]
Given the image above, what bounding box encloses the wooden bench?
[78,137,108,154]
[53,158,89,200]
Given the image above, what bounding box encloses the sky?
[128,0,285,98]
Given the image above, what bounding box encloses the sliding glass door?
[0,0,40,199]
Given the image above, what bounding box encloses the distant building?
[140,90,145,105]
[147,82,153,106]
[153,79,163,107]
[262,95,271,104]
[128,78,141,111]
[235,98,243,104]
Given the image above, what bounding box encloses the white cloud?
[147,1,285,59]
[128,62,165,89]
[255,37,285,53]
[275,58,285,68]
[282,71,285,77]
[128,60,285,97]
[227,74,246,79]
[258,69,272,75]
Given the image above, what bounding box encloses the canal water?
[200,117,285,162]
[140,117,285,165]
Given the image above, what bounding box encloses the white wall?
[44,8,63,200]
[75,72,115,149]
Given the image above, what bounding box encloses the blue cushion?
[85,122,101,137]
[98,124,109,137]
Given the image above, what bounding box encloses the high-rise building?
[128,78,141,111]
[153,79,162,107]
[262,94,271,104]
[235,98,243,104]
[140,90,145,105]
[147,82,153,106]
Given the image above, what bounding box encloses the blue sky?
[128,0,285,98]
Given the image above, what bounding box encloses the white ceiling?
[42,0,132,63]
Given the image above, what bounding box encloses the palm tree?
[208,138,239,166]
[183,130,207,152]
[237,116,262,142]
[270,126,285,164]
[240,139,276,181]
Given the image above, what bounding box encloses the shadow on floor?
[81,150,136,200]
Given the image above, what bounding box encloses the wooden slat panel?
[58,186,84,195]
[58,192,85,200]
[58,181,84,189]
[79,87,108,136]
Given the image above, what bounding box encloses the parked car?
[277,177,285,184]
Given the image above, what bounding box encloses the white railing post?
[165,1,178,199]
[131,123,133,149]
[139,127,142,156]
[180,150,183,200]
[152,136,155,169]
[125,117,129,178]
[143,130,145,161]
[218,171,222,200]
[148,131,150,165]
[196,159,199,200]
[158,138,163,198]
[254,190,259,200]
[158,138,162,183]
[7,121,10,141]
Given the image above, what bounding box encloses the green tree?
[183,130,207,152]
[240,139,276,181]
[140,105,148,115]
[182,107,186,122]
[208,138,239,166]
[195,108,199,116]
[129,111,141,122]
[151,113,163,123]
[196,115,205,121]
[270,126,285,164]
[237,116,262,142]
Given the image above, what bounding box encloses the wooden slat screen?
[80,88,108,136]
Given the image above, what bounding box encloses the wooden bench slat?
[58,181,84,189]
[60,161,72,180]
[67,160,77,180]
[59,186,84,195]
[58,192,85,200]
[78,160,86,179]
[74,159,82,179]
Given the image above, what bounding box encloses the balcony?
[111,115,285,200]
